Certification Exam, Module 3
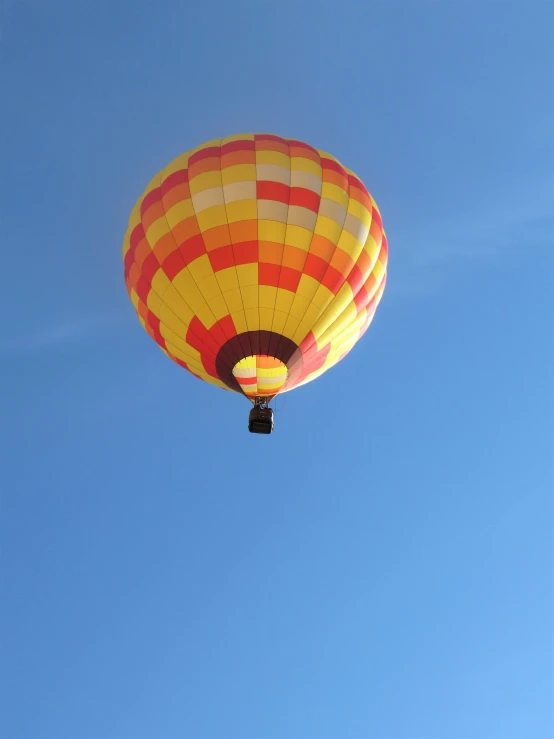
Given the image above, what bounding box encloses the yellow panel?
[172,269,216,327]
[255,151,290,168]
[336,230,364,259]
[291,320,315,346]
[188,254,215,284]
[316,301,358,347]
[258,307,275,329]
[188,171,222,195]
[215,267,239,292]
[196,205,228,232]
[289,293,310,320]
[274,288,294,313]
[146,289,163,316]
[126,200,142,236]
[284,225,313,251]
[151,268,171,296]
[282,313,301,340]
[295,273,320,302]
[335,311,367,344]
[165,199,195,227]
[145,217,172,247]
[290,157,321,176]
[223,287,245,313]
[245,308,260,331]
[240,285,259,310]
[161,284,195,325]
[202,292,229,323]
[259,285,277,309]
[314,216,344,245]
[347,198,372,225]
[316,149,338,163]
[159,302,191,340]
[321,182,349,208]
[259,220,287,242]
[231,310,248,334]
[364,234,381,263]
[221,164,256,184]
[311,283,354,339]
[301,302,323,330]
[236,263,258,287]
[196,273,223,301]
[130,288,139,310]
[159,323,193,354]
[372,258,385,284]
[310,283,334,310]
[226,200,257,223]
[271,310,288,334]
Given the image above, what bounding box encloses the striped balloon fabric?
[123,133,388,401]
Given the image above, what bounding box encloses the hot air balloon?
[123,133,388,434]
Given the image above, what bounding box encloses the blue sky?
[1,1,553,738]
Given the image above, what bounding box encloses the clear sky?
[1,1,553,738]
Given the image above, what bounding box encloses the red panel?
[348,173,365,191]
[188,146,221,167]
[186,316,220,360]
[179,234,207,265]
[256,181,290,204]
[208,324,228,351]
[135,276,150,304]
[209,245,235,272]
[233,241,258,265]
[161,169,188,196]
[321,266,344,295]
[259,262,281,287]
[146,311,160,333]
[303,253,328,283]
[371,207,382,231]
[213,314,237,342]
[140,187,161,217]
[353,286,370,314]
[236,376,257,386]
[289,187,320,213]
[279,266,301,292]
[255,133,288,145]
[201,356,219,379]
[162,250,185,281]
[141,251,159,283]
[221,140,256,155]
[130,224,146,251]
[124,248,135,279]
[320,158,347,177]
[346,263,365,295]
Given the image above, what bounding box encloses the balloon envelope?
[123,133,388,401]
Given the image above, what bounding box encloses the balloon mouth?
[215,330,303,398]
[232,356,288,399]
